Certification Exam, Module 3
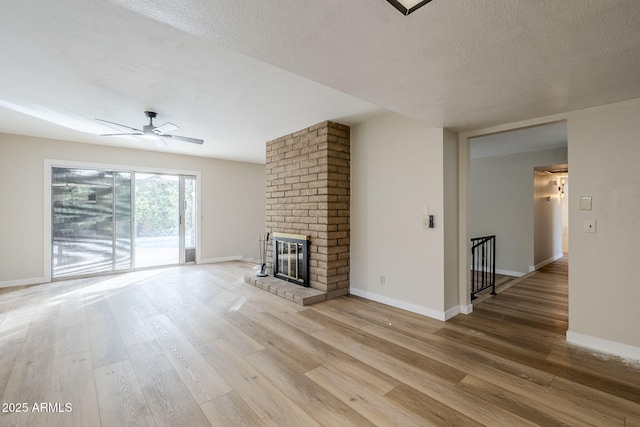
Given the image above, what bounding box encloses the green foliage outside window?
[135,175,179,237]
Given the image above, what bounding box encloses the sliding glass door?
[51,166,196,279]
[134,173,180,268]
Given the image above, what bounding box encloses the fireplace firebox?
[273,233,310,287]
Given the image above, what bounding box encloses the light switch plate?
[580,196,592,210]
[584,219,596,233]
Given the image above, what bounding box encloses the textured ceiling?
[1,0,640,163]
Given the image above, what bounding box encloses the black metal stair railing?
[471,235,496,300]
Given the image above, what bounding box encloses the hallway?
[470,256,568,335]
[447,256,640,424]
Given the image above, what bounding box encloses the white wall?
[351,113,458,320]
[0,133,265,285]
[443,129,459,311]
[561,177,569,253]
[468,148,567,275]
[567,100,640,354]
[533,170,564,268]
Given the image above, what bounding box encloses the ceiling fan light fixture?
[96,111,204,145]
[386,0,433,15]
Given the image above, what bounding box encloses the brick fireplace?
[245,121,350,305]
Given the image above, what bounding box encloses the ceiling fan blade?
[153,136,169,147]
[164,134,204,145]
[154,122,178,134]
[100,132,143,136]
[95,118,143,132]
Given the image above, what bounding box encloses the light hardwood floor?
[1,258,639,426]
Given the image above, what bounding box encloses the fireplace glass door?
[277,241,301,280]
[273,233,309,287]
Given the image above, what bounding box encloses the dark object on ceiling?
[386,0,434,16]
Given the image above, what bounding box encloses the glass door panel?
[114,172,132,271]
[183,176,196,263]
[134,173,180,268]
[52,167,126,278]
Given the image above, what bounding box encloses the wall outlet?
[584,219,596,233]
[380,275,386,285]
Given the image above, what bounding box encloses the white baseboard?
[199,255,243,264]
[0,276,47,289]
[534,257,554,269]
[496,269,526,277]
[242,257,258,263]
[566,331,640,361]
[472,267,526,277]
[459,304,473,315]
[533,253,564,271]
[349,288,447,321]
[444,306,461,321]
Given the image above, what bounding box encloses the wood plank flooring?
[1,257,640,426]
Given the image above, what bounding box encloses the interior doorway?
[464,121,568,303]
[533,165,568,270]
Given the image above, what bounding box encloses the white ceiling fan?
[96,111,204,146]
